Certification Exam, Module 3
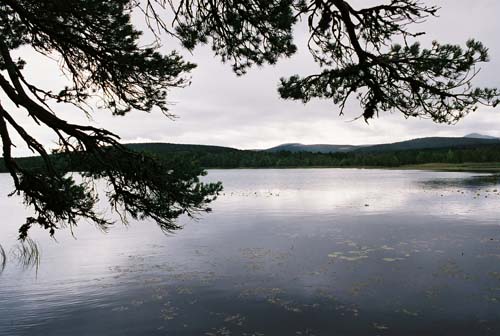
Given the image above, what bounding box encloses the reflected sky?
[1,169,500,336]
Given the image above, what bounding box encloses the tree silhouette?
[0,0,498,240]
[164,0,498,121]
[0,0,222,239]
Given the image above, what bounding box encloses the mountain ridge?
[464,133,499,140]
[265,134,500,154]
[266,143,360,153]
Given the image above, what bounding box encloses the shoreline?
[202,163,500,173]
[2,163,500,174]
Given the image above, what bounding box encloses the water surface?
[1,169,500,335]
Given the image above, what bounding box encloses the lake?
[1,169,500,335]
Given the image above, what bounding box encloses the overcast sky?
[4,0,500,156]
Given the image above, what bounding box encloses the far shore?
[2,163,500,175]
[393,162,500,173]
[202,162,500,173]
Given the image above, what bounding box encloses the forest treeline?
[2,143,500,172]
[157,144,500,168]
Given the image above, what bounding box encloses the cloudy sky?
[4,0,500,156]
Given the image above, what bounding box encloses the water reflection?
[420,174,500,189]
[1,169,500,335]
[0,244,6,273]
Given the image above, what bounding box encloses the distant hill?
[266,136,500,154]
[0,143,240,173]
[4,136,500,172]
[125,143,238,154]
[464,133,498,140]
[266,143,360,153]
[128,138,500,156]
[355,137,500,153]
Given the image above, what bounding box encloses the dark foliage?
[0,1,221,239]
[161,0,498,121]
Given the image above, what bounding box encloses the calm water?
[1,169,500,335]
